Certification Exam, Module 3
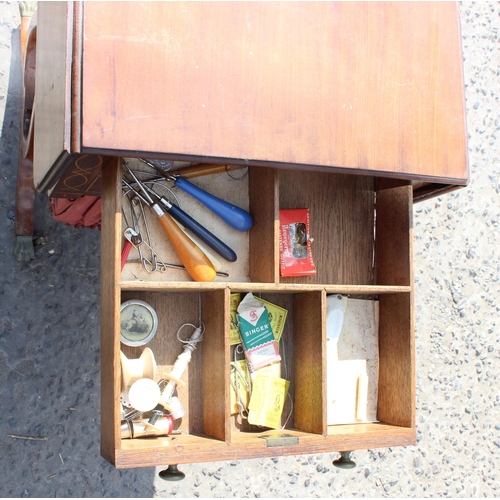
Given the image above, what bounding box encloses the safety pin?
[230,361,250,390]
[128,197,159,273]
[230,364,249,420]
[123,227,183,274]
[128,195,187,275]
[230,357,252,419]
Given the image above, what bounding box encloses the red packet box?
[279,208,316,277]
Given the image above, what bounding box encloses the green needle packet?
[236,293,281,371]
[230,293,288,345]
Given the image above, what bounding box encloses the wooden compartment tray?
[100,159,415,468]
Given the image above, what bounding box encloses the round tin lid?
[120,299,158,347]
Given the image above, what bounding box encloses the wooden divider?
[375,183,413,286]
[377,293,415,428]
[100,158,123,465]
[292,291,325,435]
[202,289,230,442]
[248,167,279,283]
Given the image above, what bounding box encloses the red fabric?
[49,196,102,230]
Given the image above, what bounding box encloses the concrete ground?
[1,1,499,497]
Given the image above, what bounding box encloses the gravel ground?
[1,1,499,498]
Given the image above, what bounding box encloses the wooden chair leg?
[13,3,37,262]
[14,153,35,262]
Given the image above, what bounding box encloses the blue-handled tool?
[141,159,253,232]
[141,183,237,262]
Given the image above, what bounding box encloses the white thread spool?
[161,396,185,420]
[128,378,161,412]
[120,347,157,391]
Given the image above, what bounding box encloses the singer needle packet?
[237,293,281,371]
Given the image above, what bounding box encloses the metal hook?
[225,165,249,181]
[145,180,181,207]
[123,227,143,246]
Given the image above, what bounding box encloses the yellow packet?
[254,297,288,343]
[229,293,242,345]
[250,361,281,382]
[248,375,290,429]
[230,361,281,415]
